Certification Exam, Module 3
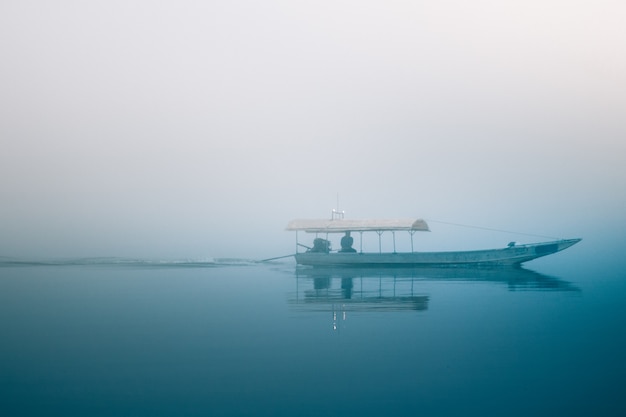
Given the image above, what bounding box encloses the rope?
[258,254,296,262]
[425,219,561,240]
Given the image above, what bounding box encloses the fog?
[1,1,625,260]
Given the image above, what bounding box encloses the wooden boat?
[286,218,581,267]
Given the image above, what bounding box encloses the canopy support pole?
[359,232,363,253]
[392,231,396,254]
[376,231,383,254]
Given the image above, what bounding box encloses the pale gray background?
[1,1,624,259]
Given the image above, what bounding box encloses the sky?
[1,0,625,260]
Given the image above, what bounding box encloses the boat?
[286,217,581,267]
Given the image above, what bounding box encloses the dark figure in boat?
[339,231,357,253]
[311,238,331,253]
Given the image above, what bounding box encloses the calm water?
[1,255,625,417]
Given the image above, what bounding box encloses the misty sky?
[1,1,625,259]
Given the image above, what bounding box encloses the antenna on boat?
[331,193,344,220]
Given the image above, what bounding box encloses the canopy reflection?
[289,266,578,314]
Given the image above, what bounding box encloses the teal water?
[1,256,624,416]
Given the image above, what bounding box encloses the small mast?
[331,194,344,220]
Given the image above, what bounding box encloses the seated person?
[339,231,357,253]
[311,238,331,253]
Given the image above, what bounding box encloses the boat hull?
[294,239,581,267]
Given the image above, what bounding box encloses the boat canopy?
[286,218,430,233]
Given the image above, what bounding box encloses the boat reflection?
[289,266,579,314]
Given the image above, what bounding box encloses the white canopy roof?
[286,218,430,233]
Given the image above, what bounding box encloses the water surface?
[1,256,624,416]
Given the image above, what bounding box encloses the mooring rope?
[258,254,296,263]
[425,219,562,240]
